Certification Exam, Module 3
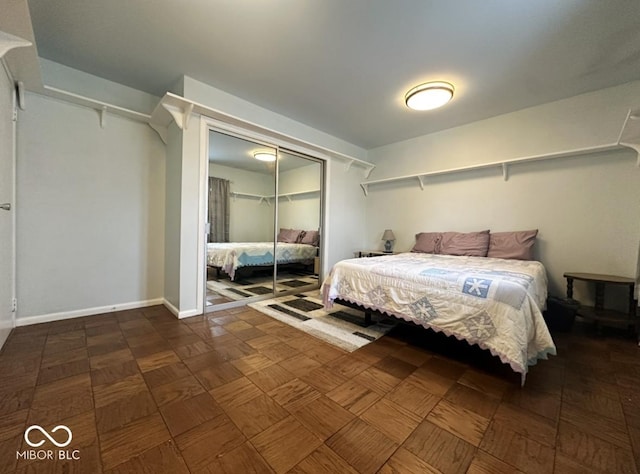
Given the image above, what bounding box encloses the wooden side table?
[563,272,638,338]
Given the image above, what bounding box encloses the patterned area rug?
[248,290,397,351]
[207,275,319,301]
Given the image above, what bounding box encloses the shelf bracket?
[363,164,375,179]
[0,31,31,59]
[617,109,640,166]
[162,102,195,130]
[99,106,107,128]
[417,176,425,190]
[345,160,353,172]
[148,123,168,144]
[619,140,640,167]
[285,196,292,203]
[360,183,369,196]
[502,163,509,181]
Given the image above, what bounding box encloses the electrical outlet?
[11,298,17,312]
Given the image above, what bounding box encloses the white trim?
[10,75,16,330]
[178,309,201,319]
[163,298,201,319]
[15,298,164,327]
[163,298,179,317]
[195,117,208,316]
[153,92,374,175]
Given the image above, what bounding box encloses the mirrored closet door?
[204,130,324,312]
[205,131,277,309]
[275,150,323,295]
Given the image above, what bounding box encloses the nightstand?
[563,272,638,338]
[354,250,399,258]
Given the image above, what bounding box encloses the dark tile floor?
[0,305,638,473]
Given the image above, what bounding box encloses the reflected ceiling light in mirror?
[405,81,454,111]
[253,151,276,162]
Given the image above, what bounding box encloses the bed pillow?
[411,232,442,254]
[487,230,538,260]
[277,228,302,243]
[439,230,490,257]
[300,230,320,246]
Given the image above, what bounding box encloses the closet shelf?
[231,189,320,205]
[230,191,271,205]
[278,189,320,202]
[42,85,152,128]
[360,108,640,196]
[150,92,376,177]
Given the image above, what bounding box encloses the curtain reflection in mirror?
[208,177,230,243]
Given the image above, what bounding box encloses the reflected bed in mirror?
[206,239,318,303]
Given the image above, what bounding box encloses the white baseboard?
[15,298,164,327]
[163,298,179,317]
[162,299,201,319]
[178,309,201,319]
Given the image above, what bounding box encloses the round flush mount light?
[253,151,276,162]
[405,81,454,111]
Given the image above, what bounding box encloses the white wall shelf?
[42,85,152,128]
[150,93,376,177]
[230,191,271,205]
[360,109,640,196]
[231,188,320,205]
[278,189,320,202]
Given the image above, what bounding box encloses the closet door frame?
[199,116,327,313]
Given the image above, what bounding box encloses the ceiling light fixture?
[405,81,454,111]
[253,151,276,162]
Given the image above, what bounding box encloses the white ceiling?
[26,0,640,149]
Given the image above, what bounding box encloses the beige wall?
[366,81,640,305]
[17,93,166,322]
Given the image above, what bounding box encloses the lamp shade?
[382,229,395,241]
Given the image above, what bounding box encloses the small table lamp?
[382,229,396,253]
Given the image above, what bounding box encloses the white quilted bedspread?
[322,253,556,383]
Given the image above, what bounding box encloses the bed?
[207,242,317,280]
[321,252,556,383]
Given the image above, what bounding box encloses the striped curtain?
[208,177,230,243]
